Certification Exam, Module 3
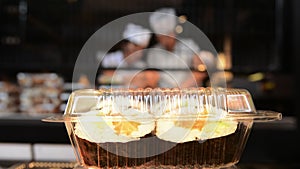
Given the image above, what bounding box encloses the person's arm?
[179,39,207,88]
[180,54,208,88]
[125,70,160,88]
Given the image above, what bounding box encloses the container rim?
[42,110,281,123]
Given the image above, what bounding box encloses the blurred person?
[100,23,159,88]
[102,23,150,68]
[147,8,214,88]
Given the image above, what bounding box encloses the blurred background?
[0,0,299,168]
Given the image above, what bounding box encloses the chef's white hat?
[122,23,151,47]
[149,8,177,35]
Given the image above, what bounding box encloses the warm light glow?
[175,25,183,34]
[28,163,35,168]
[197,64,207,71]
[217,53,226,70]
[264,82,276,90]
[248,72,264,82]
[178,15,187,23]
[223,36,232,69]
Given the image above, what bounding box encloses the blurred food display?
[17,73,63,115]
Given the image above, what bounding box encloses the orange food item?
[174,120,205,130]
[112,121,140,136]
[174,109,208,130]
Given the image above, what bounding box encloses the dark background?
[0,0,295,74]
[0,0,297,115]
[0,0,299,167]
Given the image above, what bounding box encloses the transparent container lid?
[44,87,282,123]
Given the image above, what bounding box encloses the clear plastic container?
[44,88,281,169]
